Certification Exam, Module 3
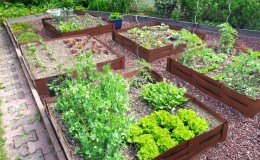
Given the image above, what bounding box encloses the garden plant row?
[3,13,236,160]
[113,22,205,62]
[166,23,260,118]
[43,54,228,160]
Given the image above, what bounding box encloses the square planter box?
[19,34,125,97]
[44,70,228,160]
[113,22,206,62]
[42,13,114,37]
[166,47,260,118]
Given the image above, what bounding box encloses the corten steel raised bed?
[42,13,114,37]
[44,70,228,160]
[112,22,206,62]
[166,47,260,118]
[19,34,125,97]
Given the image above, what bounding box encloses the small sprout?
[70,50,77,54]
[67,43,73,48]
[75,37,82,42]
[63,40,70,44]
[103,50,109,55]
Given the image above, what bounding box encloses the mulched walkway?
[0,26,57,160]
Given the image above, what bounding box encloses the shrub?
[178,0,260,30]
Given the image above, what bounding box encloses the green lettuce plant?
[127,109,209,160]
[140,81,188,110]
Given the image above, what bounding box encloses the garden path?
[0,26,57,160]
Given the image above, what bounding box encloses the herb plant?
[127,109,208,160]
[109,12,123,20]
[51,52,133,159]
[130,60,155,88]
[140,81,188,110]
[58,17,83,32]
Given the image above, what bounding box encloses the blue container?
[109,19,123,30]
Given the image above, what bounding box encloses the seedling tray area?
[113,22,205,62]
[20,35,125,97]
[44,70,228,160]
[42,13,114,37]
[166,45,260,118]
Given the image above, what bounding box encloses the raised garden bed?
[113,22,205,62]
[166,44,260,118]
[44,69,228,160]
[19,35,125,97]
[42,13,114,37]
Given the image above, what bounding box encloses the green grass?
[17,31,42,44]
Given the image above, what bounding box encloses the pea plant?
[51,52,133,159]
[126,109,208,160]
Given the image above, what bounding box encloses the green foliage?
[174,29,226,74]
[137,138,160,160]
[17,31,42,44]
[216,22,238,54]
[127,109,208,160]
[178,0,260,30]
[58,17,83,32]
[222,50,260,99]
[10,22,33,31]
[52,52,132,159]
[171,125,195,143]
[152,110,184,130]
[130,60,155,88]
[0,2,54,23]
[157,136,178,153]
[177,109,208,135]
[87,0,134,13]
[109,12,123,20]
[154,0,177,17]
[140,81,188,110]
